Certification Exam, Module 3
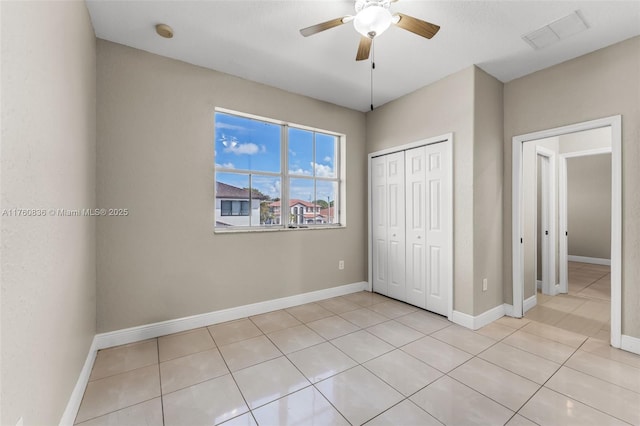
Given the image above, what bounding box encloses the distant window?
[220,200,250,216]
[214,110,343,230]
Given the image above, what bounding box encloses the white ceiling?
[87,1,640,112]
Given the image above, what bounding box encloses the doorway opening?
[511,116,621,348]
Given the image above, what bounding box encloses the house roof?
[269,199,320,208]
[216,181,268,200]
[320,207,335,217]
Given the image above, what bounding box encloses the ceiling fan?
[300,0,440,61]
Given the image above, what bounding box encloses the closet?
[370,139,452,317]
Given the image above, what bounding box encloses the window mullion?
[282,124,288,227]
[248,173,253,226]
[314,133,318,225]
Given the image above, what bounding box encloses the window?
[220,200,250,216]
[214,109,342,230]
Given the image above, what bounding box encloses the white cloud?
[323,156,333,163]
[289,163,333,177]
[289,167,311,175]
[215,162,235,169]
[289,149,297,157]
[224,142,260,155]
[312,162,333,177]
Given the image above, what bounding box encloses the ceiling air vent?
[522,10,589,50]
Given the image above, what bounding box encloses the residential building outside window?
[214,109,343,230]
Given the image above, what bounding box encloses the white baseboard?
[94,281,367,349]
[61,281,367,425]
[452,304,506,330]
[523,294,537,313]
[568,255,611,266]
[451,311,474,329]
[621,334,640,355]
[503,303,514,317]
[59,337,98,426]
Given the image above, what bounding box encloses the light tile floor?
[75,288,640,426]
[525,262,611,341]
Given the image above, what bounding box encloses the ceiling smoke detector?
[155,23,174,39]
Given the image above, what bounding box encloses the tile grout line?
[253,303,364,424]
[155,338,166,426]
[204,325,260,425]
[509,335,634,425]
[247,308,364,420]
[311,319,426,425]
[437,333,524,418]
[272,295,419,425]
[560,363,640,396]
[341,310,507,424]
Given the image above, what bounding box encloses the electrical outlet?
[338,260,345,270]
[482,278,488,292]
[16,417,23,426]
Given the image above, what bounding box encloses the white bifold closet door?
[371,142,450,316]
[371,151,406,301]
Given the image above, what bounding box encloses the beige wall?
[96,40,367,332]
[562,128,612,260]
[504,36,640,338]
[1,2,97,425]
[472,68,504,315]
[567,154,612,259]
[366,66,504,316]
[366,67,475,315]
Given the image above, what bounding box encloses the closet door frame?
[367,133,454,321]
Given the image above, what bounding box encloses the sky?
[215,112,337,202]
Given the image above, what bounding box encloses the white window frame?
[214,108,346,233]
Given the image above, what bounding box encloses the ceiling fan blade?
[394,13,440,39]
[356,35,372,61]
[300,17,350,37]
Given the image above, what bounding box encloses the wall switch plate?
[338,260,344,270]
[482,278,488,291]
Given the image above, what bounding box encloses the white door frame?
[368,133,454,321]
[535,146,558,297]
[512,116,621,348]
[558,147,612,293]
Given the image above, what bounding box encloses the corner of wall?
[472,66,505,316]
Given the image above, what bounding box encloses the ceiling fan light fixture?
[354,6,392,38]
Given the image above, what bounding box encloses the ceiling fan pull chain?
[370,39,375,111]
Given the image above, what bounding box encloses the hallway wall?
[1,2,97,424]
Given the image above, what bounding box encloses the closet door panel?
[371,156,388,295]
[386,152,406,301]
[425,143,451,316]
[405,147,427,308]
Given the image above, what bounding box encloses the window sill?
[214,224,345,234]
